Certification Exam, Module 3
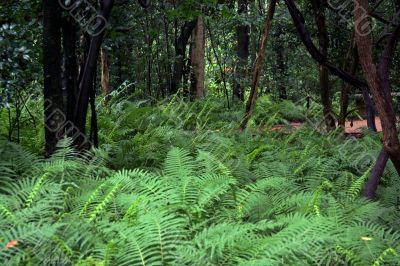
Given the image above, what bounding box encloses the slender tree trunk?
[311,0,335,130]
[338,41,358,128]
[354,0,400,174]
[207,24,230,108]
[145,11,153,96]
[233,0,250,101]
[275,25,287,99]
[276,46,287,99]
[190,16,205,99]
[240,0,277,131]
[100,48,110,106]
[73,0,114,148]
[162,2,172,91]
[43,0,63,156]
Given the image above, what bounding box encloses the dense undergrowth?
[1,96,400,265]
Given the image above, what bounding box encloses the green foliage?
[1,97,400,265]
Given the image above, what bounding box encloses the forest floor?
[272,118,383,134]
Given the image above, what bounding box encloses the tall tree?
[43,0,63,156]
[311,0,335,130]
[240,0,277,131]
[43,0,150,154]
[233,0,250,101]
[73,0,115,147]
[171,20,197,94]
[354,0,400,174]
[190,16,205,98]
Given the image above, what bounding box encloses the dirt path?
[271,118,383,134]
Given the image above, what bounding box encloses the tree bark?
[338,39,358,128]
[239,0,277,131]
[364,149,389,199]
[190,16,205,99]
[100,48,110,106]
[43,0,63,156]
[311,0,335,130]
[363,0,400,200]
[62,18,78,123]
[354,0,400,175]
[275,25,287,99]
[73,0,114,147]
[170,20,197,94]
[233,0,250,101]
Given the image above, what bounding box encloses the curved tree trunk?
[239,0,277,131]
[354,0,400,175]
[364,149,389,199]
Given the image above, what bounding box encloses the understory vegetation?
[2,0,400,265]
[1,98,400,265]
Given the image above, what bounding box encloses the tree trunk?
[62,18,77,123]
[363,0,400,199]
[283,0,376,130]
[73,0,114,148]
[338,40,358,128]
[145,11,153,96]
[190,16,205,99]
[364,149,389,199]
[239,0,277,131]
[311,0,335,131]
[100,48,110,106]
[170,20,197,94]
[233,0,250,101]
[275,25,287,99]
[354,0,400,175]
[43,0,63,156]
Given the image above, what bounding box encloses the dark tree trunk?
[90,71,98,148]
[73,0,115,148]
[43,0,63,157]
[145,10,153,96]
[233,0,250,101]
[170,20,197,94]
[364,149,389,199]
[338,40,358,128]
[62,18,78,124]
[311,0,335,131]
[361,86,377,132]
[161,2,172,91]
